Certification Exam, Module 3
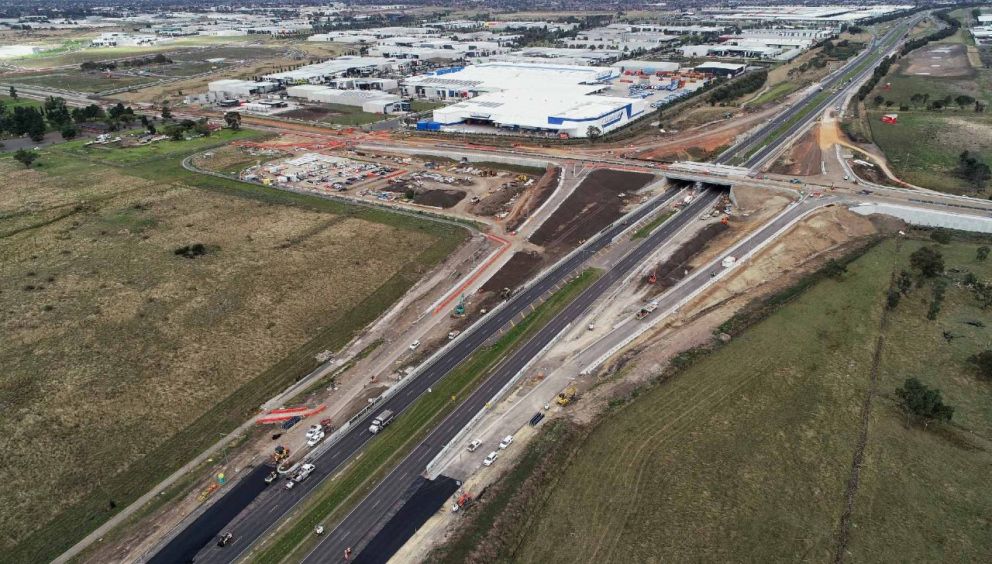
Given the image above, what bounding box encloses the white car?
[467,439,482,452]
[499,435,513,449]
[305,425,322,439]
[409,340,421,351]
[307,431,324,447]
[483,451,499,466]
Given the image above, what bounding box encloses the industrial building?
[563,24,681,52]
[612,60,681,75]
[407,62,646,138]
[263,56,411,85]
[490,47,624,67]
[693,62,747,78]
[207,79,279,99]
[369,38,509,60]
[285,85,409,114]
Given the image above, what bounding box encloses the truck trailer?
[369,409,395,434]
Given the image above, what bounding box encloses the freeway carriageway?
[151,177,722,563]
[716,14,922,170]
[295,188,725,564]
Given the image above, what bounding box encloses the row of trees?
[80,53,172,72]
[856,54,896,101]
[956,151,992,191]
[872,92,986,113]
[900,10,960,57]
[707,68,768,105]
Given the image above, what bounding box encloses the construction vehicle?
[451,295,466,318]
[369,410,395,434]
[272,445,290,463]
[635,300,659,320]
[451,492,474,512]
[556,385,577,407]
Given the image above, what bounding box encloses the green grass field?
[2,129,468,563]
[867,111,992,193]
[860,8,992,194]
[467,237,992,563]
[750,81,801,106]
[13,69,159,93]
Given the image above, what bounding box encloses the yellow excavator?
[556,385,577,407]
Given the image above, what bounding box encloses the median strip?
[251,268,603,564]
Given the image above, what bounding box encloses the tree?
[956,151,992,190]
[163,124,184,141]
[977,246,990,261]
[955,95,975,110]
[60,125,77,140]
[161,103,172,121]
[224,111,241,130]
[873,95,885,107]
[824,258,847,279]
[886,288,901,309]
[586,125,601,141]
[968,350,992,381]
[930,228,952,244]
[909,246,944,278]
[897,269,913,294]
[909,93,924,108]
[9,85,17,99]
[895,378,954,430]
[13,148,37,168]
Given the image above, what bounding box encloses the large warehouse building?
[405,62,646,138]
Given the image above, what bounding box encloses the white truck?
[369,409,395,434]
[635,300,659,320]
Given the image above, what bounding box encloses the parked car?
[409,340,421,351]
[467,439,482,452]
[281,416,302,430]
[529,412,545,427]
[483,451,499,466]
[307,431,325,447]
[305,425,322,439]
[499,435,513,449]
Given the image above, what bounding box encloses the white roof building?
[208,79,278,98]
[407,62,646,138]
[285,85,406,113]
[263,56,409,84]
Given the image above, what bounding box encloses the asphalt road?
[154,182,699,564]
[299,189,723,563]
[715,16,920,169]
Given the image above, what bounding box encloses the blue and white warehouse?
[403,62,647,138]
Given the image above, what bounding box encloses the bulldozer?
[556,385,577,407]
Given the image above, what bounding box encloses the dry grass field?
[450,237,992,563]
[0,134,464,561]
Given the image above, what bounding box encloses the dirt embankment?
[644,222,729,292]
[529,169,654,253]
[505,166,561,232]
[480,251,544,294]
[770,126,822,176]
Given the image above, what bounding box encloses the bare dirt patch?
[277,106,342,121]
[480,251,544,294]
[644,222,729,292]
[770,125,822,176]
[901,43,974,78]
[529,169,654,253]
[505,165,560,232]
[414,189,466,208]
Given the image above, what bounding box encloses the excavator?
[556,385,577,407]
